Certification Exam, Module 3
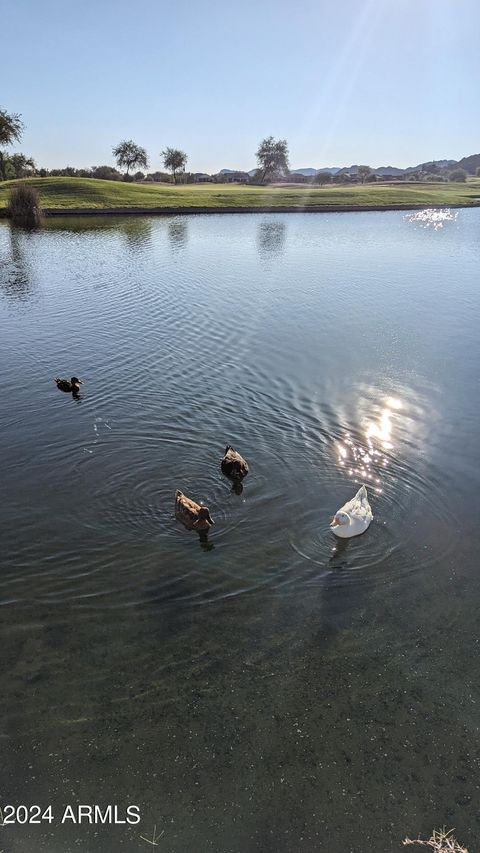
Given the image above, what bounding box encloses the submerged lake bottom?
[0,210,479,853]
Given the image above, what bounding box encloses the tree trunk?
[173,168,176,184]
[0,151,5,181]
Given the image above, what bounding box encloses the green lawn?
[1,176,479,212]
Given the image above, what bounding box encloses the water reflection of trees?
[0,224,35,303]
[119,217,152,251]
[167,216,188,251]
[45,215,153,251]
[256,220,286,258]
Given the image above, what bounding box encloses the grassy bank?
[1,176,479,213]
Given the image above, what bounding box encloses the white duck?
[330,485,373,538]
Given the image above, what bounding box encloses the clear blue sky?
[3,0,479,172]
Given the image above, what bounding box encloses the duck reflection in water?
[198,531,215,551]
[329,536,351,566]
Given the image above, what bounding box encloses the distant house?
[193,173,212,183]
[217,171,249,183]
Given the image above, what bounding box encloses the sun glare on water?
[335,396,405,493]
[405,208,458,230]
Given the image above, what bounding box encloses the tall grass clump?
[7,183,43,227]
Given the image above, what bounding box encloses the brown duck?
[221,445,249,482]
[175,490,214,532]
[54,376,83,393]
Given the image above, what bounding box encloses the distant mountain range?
[291,159,459,177]
[219,154,480,177]
[290,167,341,176]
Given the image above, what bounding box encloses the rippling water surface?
[1,211,479,853]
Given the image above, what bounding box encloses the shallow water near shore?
[0,210,479,852]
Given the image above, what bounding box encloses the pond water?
[0,210,479,853]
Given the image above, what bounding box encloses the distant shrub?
[476,166,480,177]
[49,167,80,177]
[133,171,145,181]
[7,183,43,228]
[123,173,134,182]
[91,165,121,181]
[147,171,172,183]
[448,168,467,182]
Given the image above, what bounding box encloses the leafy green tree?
[448,168,467,182]
[357,165,373,183]
[0,108,24,180]
[161,147,187,183]
[112,140,148,175]
[3,159,15,180]
[315,171,332,185]
[7,153,36,178]
[256,136,289,182]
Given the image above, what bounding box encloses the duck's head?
[330,511,349,529]
[71,377,83,390]
[198,506,214,526]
